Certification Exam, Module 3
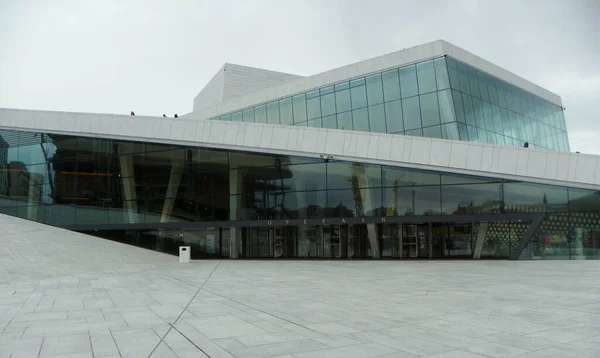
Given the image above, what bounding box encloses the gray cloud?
[0,0,598,153]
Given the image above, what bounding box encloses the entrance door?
[402,224,419,258]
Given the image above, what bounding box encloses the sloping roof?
[193,64,303,111]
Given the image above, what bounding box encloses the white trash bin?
[179,246,191,263]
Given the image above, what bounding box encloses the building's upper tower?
[188,40,569,152]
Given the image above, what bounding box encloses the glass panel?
[219,114,231,121]
[441,122,460,140]
[446,57,460,90]
[402,96,422,130]
[458,123,469,140]
[350,78,365,87]
[456,62,471,95]
[320,92,336,117]
[308,118,322,128]
[306,95,321,120]
[423,125,442,139]
[438,89,456,124]
[416,60,436,94]
[366,74,384,105]
[382,69,401,102]
[292,94,307,123]
[322,114,337,129]
[337,111,353,130]
[335,81,349,91]
[368,104,386,133]
[335,89,352,113]
[320,85,334,95]
[352,108,369,132]
[462,93,476,127]
[472,97,484,128]
[384,100,403,133]
[420,92,440,127]
[326,188,382,217]
[231,111,242,122]
[327,162,382,189]
[487,76,499,105]
[279,98,293,125]
[405,128,423,137]
[497,82,507,108]
[255,104,267,124]
[382,167,440,187]
[441,183,502,214]
[482,101,494,131]
[434,57,450,90]
[243,108,254,123]
[467,125,479,142]
[478,71,489,101]
[503,182,568,212]
[478,127,488,143]
[267,102,280,124]
[383,186,441,216]
[452,90,466,123]
[399,65,418,98]
[350,85,367,109]
[467,66,480,98]
[492,105,503,134]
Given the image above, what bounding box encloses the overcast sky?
[0,0,598,153]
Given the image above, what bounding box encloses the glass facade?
[1,129,596,259]
[213,57,569,152]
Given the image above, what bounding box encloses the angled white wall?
[1,108,599,191]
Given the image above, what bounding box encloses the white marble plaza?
[1,214,599,358]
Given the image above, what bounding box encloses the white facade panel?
[428,140,451,167]
[0,108,598,191]
[497,148,519,175]
[544,152,559,180]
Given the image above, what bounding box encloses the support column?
[473,222,489,259]
[160,152,185,223]
[229,164,242,258]
[118,143,138,224]
[295,183,309,257]
[352,164,380,258]
[26,174,42,221]
[366,223,380,258]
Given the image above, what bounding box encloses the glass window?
[382,69,401,102]
[438,89,456,123]
[267,102,280,124]
[399,65,418,98]
[366,74,384,105]
[383,186,441,216]
[492,105,503,134]
[500,108,511,137]
[335,89,352,113]
[503,181,568,212]
[231,111,242,122]
[497,82,507,108]
[385,100,403,133]
[458,123,469,140]
[352,108,369,132]
[420,92,440,127]
[320,86,334,95]
[243,108,254,123]
[337,111,353,130]
[462,93,476,127]
[402,96,422,130]
[294,121,307,127]
[441,122,460,140]
[568,188,600,212]
[320,92,336,117]
[292,94,307,123]
[382,166,440,187]
[467,67,480,99]
[335,81,349,91]
[326,188,382,217]
[322,115,337,129]
[416,60,436,94]
[350,78,365,87]
[441,183,502,214]
[434,57,450,90]
[478,127,488,143]
[405,128,423,137]
[486,131,496,144]
[456,62,471,95]
[351,85,367,109]
[487,76,498,105]
[219,114,231,121]
[306,96,321,120]
[368,104,386,133]
[452,90,466,123]
[446,57,460,90]
[423,125,442,139]
[504,85,515,111]
[467,125,478,142]
[255,104,267,124]
[279,98,293,125]
[327,162,382,189]
[308,118,322,128]
[482,101,494,131]
[478,72,489,102]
